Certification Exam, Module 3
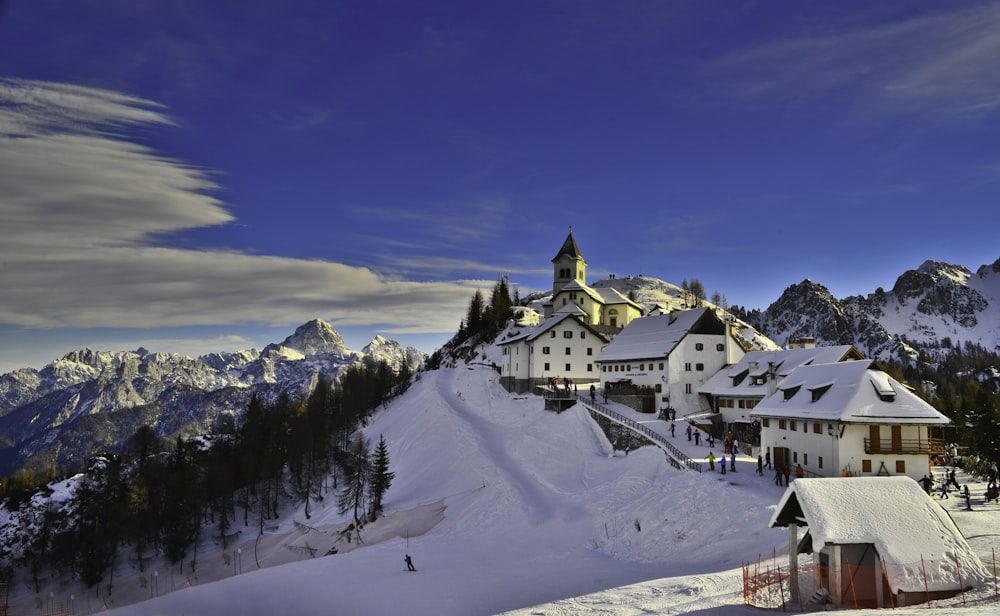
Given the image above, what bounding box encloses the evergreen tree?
[368,434,394,520]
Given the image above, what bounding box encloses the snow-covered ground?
[11,363,1000,615]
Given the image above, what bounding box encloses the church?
[498,230,642,393]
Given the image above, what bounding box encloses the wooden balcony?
[864,437,947,455]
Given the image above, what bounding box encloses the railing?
[864,437,947,455]
[577,395,702,473]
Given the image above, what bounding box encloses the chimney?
[767,362,777,397]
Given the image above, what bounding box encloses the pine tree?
[368,434,394,520]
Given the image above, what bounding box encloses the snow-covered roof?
[497,313,609,346]
[750,359,950,425]
[593,285,642,310]
[770,477,989,591]
[596,308,717,363]
[699,345,862,397]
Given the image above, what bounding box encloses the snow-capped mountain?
[0,319,424,477]
[743,258,1000,361]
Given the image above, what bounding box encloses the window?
[550,331,556,338]
[762,418,770,428]
[685,383,692,394]
[564,330,573,339]
[565,347,571,355]
[862,460,872,473]
[565,363,571,371]
[587,348,593,356]
[544,363,550,371]
[580,331,586,339]
[685,363,692,371]
[639,363,645,371]
[695,343,704,351]
[813,423,822,434]
[587,364,593,372]
[778,419,786,430]
[542,347,550,355]
[810,384,832,402]
[738,400,745,409]
[659,363,665,370]
[896,460,906,473]
[627,364,631,371]
[793,452,798,463]
[803,453,808,465]
[818,456,823,469]
[782,386,800,401]
[716,343,724,352]
[790,420,797,431]
[695,363,704,371]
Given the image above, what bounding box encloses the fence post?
[921,556,930,605]
[881,556,895,608]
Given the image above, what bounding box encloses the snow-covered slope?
[8,363,993,616]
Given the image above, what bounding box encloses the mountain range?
[2,257,997,479]
[0,319,425,477]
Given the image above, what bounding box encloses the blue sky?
[0,1,998,372]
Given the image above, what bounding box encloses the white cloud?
[0,79,477,336]
[709,4,1000,119]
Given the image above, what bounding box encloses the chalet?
[750,360,949,480]
[594,308,745,415]
[698,345,865,443]
[770,477,988,608]
[542,231,643,328]
[498,313,610,394]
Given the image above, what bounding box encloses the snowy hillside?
[6,360,994,615]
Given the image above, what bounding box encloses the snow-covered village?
[2,230,1000,615]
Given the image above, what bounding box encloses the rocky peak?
[263,319,347,356]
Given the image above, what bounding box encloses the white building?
[750,359,950,480]
[498,312,610,394]
[594,308,745,415]
[698,345,865,442]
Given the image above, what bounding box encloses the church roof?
[596,308,718,362]
[552,230,585,263]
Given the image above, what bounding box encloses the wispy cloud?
[709,4,1000,119]
[0,79,477,336]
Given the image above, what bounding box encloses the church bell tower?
[552,228,587,295]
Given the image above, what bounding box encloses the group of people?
[772,464,804,486]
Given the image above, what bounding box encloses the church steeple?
[552,227,587,294]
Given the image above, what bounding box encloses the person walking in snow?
[405,554,416,571]
[795,464,804,481]
[774,467,783,486]
[947,468,960,490]
[686,425,692,441]
[782,466,791,487]
[670,423,675,438]
[730,452,736,472]
[694,431,700,446]
[590,384,596,402]
[920,474,934,494]
[707,451,716,471]
[963,485,973,510]
[764,450,771,470]
[757,454,764,476]
[938,480,950,499]
[720,455,727,475]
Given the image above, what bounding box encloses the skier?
[707,451,716,471]
[963,485,973,511]
[405,554,416,571]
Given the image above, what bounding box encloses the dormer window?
[810,384,832,402]
[782,385,800,401]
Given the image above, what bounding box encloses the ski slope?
[18,364,999,615]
